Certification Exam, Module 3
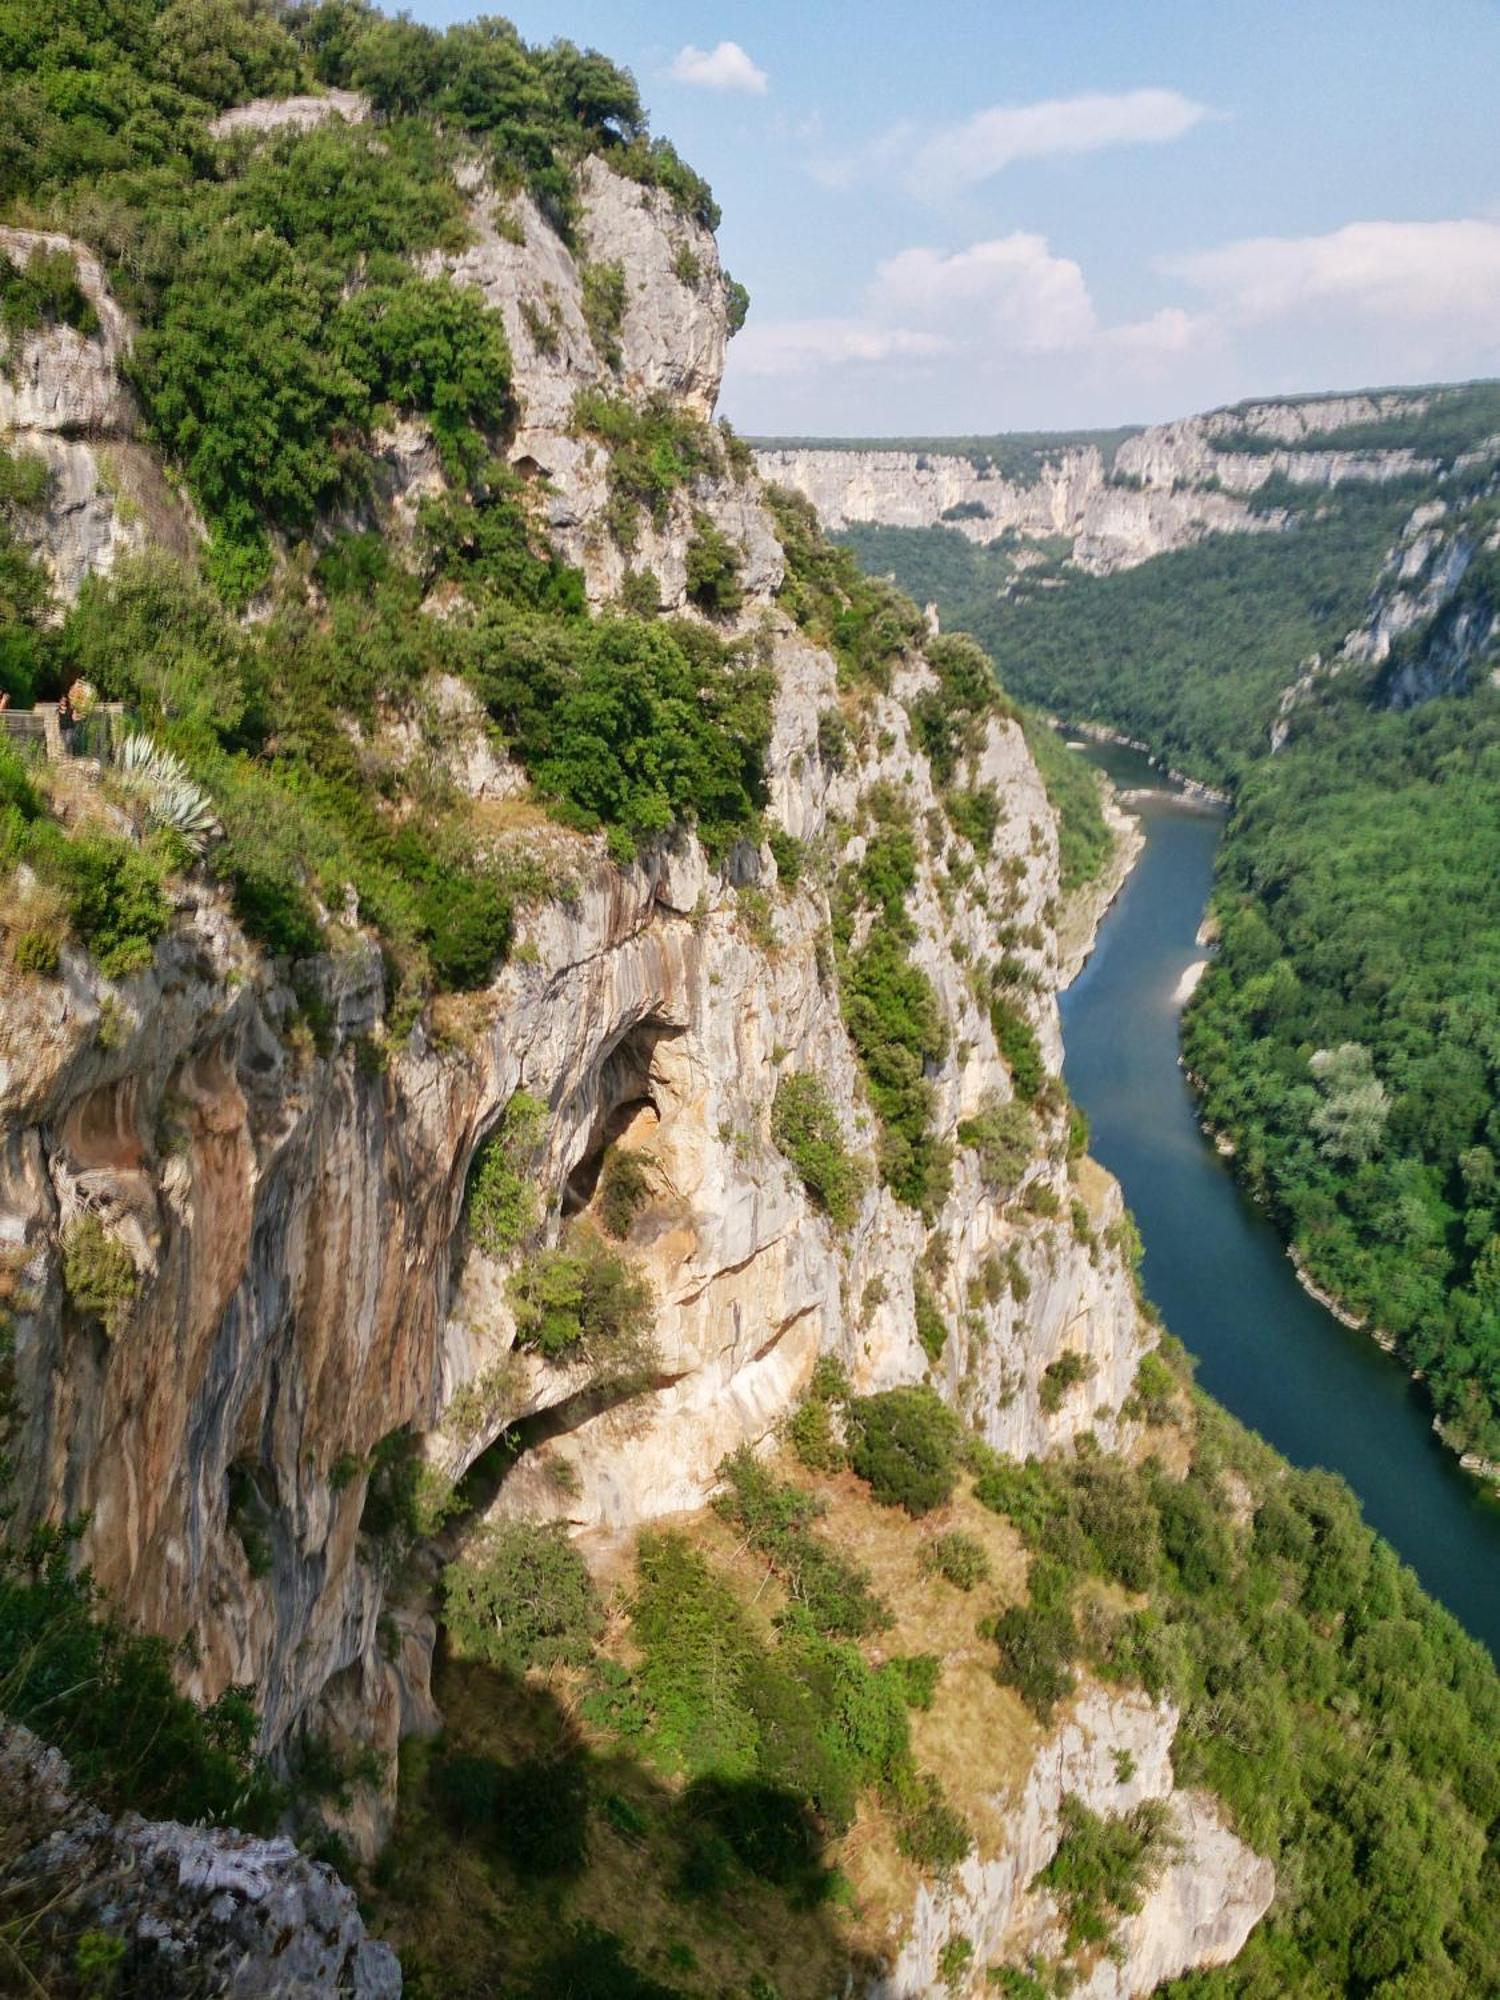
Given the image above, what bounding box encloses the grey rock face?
[0,1725,401,1998]
[0,229,197,601]
[755,389,1442,578]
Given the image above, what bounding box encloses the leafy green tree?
[443,1521,603,1674]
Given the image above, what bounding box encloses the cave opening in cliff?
[561,1015,683,1218]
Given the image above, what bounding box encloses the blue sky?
[407,2,1500,434]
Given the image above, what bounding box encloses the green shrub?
[764,486,925,691]
[620,567,661,616]
[1039,1351,1095,1414]
[507,1225,657,1389]
[846,1388,960,1516]
[772,1074,867,1229]
[889,1768,972,1873]
[938,1936,974,1992]
[684,514,744,617]
[920,1530,991,1592]
[1033,1795,1175,1957]
[841,928,952,1217]
[682,1776,826,1898]
[57,836,171,979]
[60,1217,138,1338]
[0,244,99,341]
[0,1524,276,1829]
[12,928,60,977]
[913,1271,950,1365]
[989,999,1046,1103]
[467,1091,548,1256]
[580,259,627,368]
[787,1394,846,1475]
[766,826,806,887]
[945,785,1001,855]
[442,1520,603,1674]
[957,1096,1037,1195]
[714,1449,890,1639]
[992,1594,1078,1721]
[597,1146,656,1239]
[572,390,721,538]
[885,1653,942,1711]
[472,608,772,858]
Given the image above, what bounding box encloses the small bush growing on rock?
[1033,1794,1176,1957]
[787,1394,846,1475]
[443,1520,603,1675]
[684,513,744,617]
[619,567,661,617]
[912,1271,950,1365]
[767,826,806,887]
[944,785,1001,857]
[580,259,626,369]
[508,1224,657,1391]
[846,1387,960,1517]
[938,1935,974,1992]
[60,1216,138,1338]
[957,1096,1037,1196]
[597,1146,656,1239]
[1039,1351,1095,1415]
[990,998,1046,1104]
[920,1529,991,1593]
[772,1074,867,1229]
[467,1090,549,1256]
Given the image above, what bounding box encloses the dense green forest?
[0,0,767,1002]
[851,446,1500,1456]
[1182,677,1500,1459]
[843,479,1419,789]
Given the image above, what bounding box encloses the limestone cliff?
[1269,470,1500,747]
[754,390,1454,578]
[1,126,1269,1997]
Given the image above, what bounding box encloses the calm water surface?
[1061,740,1500,1659]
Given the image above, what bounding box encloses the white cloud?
[909,88,1211,198]
[727,318,951,380]
[668,41,768,95]
[1163,218,1500,330]
[723,216,1500,433]
[811,89,1211,202]
[870,236,1098,352]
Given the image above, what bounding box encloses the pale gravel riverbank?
[1057,776,1146,989]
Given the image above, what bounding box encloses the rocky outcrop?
[208,89,371,140]
[754,390,1444,577]
[0,1724,401,1998]
[875,1686,1274,1999]
[1270,472,1500,745]
[0,228,195,602]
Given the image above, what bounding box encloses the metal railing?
[0,701,127,763]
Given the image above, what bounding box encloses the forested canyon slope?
[812,389,1500,1478]
[0,8,1498,1999]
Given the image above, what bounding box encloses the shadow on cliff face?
[368,1656,883,2000]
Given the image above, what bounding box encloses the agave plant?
[114,732,222,858]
